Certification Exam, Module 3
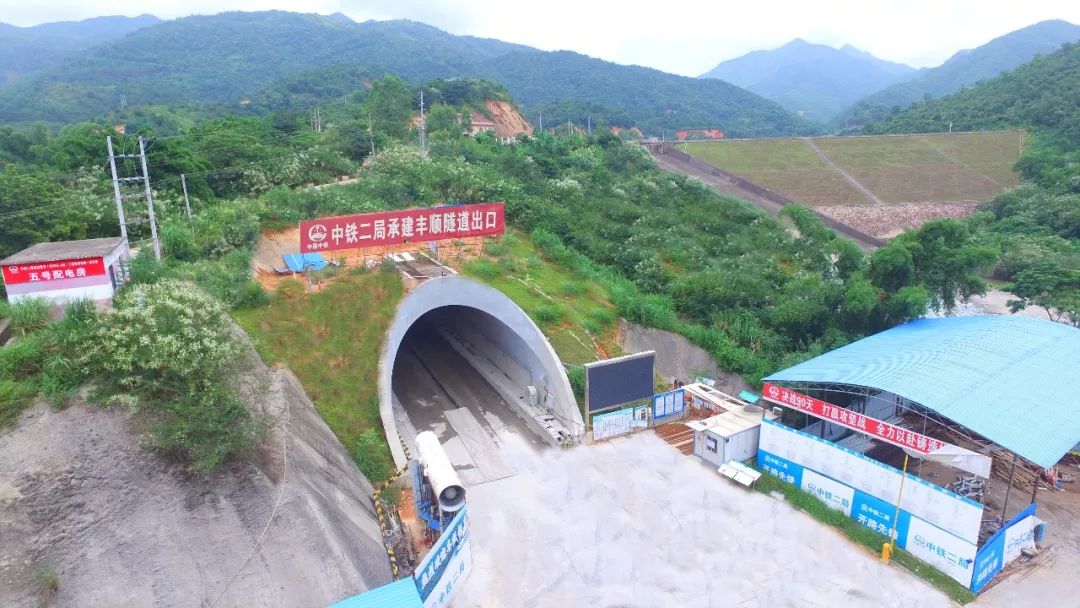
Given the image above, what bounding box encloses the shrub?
[7,298,50,336]
[353,428,393,483]
[126,249,174,286]
[0,332,48,378]
[154,383,264,471]
[559,280,587,296]
[466,259,501,280]
[82,281,262,470]
[34,565,59,605]
[534,303,565,326]
[566,366,585,401]
[484,241,508,257]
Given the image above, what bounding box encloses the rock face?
[619,319,750,395]
[484,99,533,139]
[0,362,391,607]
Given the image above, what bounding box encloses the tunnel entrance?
[379,276,582,474]
[392,311,545,485]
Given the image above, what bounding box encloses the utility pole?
[180,173,192,222]
[418,90,427,156]
[106,136,129,243]
[367,112,376,157]
[138,136,162,261]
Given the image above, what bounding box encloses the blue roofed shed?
[327,579,422,608]
[765,316,1080,469]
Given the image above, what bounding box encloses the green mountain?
[0,11,814,137]
[699,38,914,122]
[837,19,1080,129]
[0,14,160,85]
[867,42,1080,148]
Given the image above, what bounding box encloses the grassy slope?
[461,232,621,367]
[680,131,1021,206]
[679,138,868,205]
[812,132,1021,203]
[232,267,404,471]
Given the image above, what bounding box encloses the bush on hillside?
[82,281,264,470]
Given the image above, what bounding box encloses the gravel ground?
[455,432,952,608]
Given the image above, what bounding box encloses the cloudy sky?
[4,0,1079,75]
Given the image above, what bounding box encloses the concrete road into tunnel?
[392,319,544,486]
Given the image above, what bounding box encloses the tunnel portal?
[379,276,582,472]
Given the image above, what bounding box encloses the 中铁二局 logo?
[308,224,328,243]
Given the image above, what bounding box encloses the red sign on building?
[761,382,948,454]
[299,203,506,253]
[2,257,106,285]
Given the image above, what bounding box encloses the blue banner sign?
[414,506,471,603]
[652,388,686,420]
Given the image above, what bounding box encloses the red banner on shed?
[762,382,948,454]
[2,257,106,285]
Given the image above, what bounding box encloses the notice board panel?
[585,351,655,413]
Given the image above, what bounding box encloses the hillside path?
[802,137,885,205]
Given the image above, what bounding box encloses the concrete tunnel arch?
[379,275,581,467]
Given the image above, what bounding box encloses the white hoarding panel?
[758,420,981,543]
[1002,515,1041,565]
[905,515,976,587]
[800,469,854,516]
[592,408,634,441]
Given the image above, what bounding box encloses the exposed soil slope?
[484,99,533,139]
[0,349,391,607]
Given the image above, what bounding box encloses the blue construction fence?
[969,502,1045,593]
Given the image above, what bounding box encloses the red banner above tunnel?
[299,202,505,253]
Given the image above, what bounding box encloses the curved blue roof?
[766,315,1080,468]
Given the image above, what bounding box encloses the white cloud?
[2,0,1078,75]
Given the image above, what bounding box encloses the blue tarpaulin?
[327,578,422,608]
[738,390,761,405]
[283,253,328,272]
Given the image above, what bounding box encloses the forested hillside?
[0,11,813,137]
[699,39,914,121]
[837,19,1080,129]
[866,43,1080,325]
[0,14,160,85]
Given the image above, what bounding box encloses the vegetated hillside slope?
[867,43,1080,147]
[0,14,160,85]
[867,41,1080,325]
[837,19,1080,128]
[700,39,914,122]
[0,10,814,137]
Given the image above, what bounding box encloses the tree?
[882,219,996,311]
[426,104,461,136]
[1006,260,1080,325]
[365,75,415,139]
